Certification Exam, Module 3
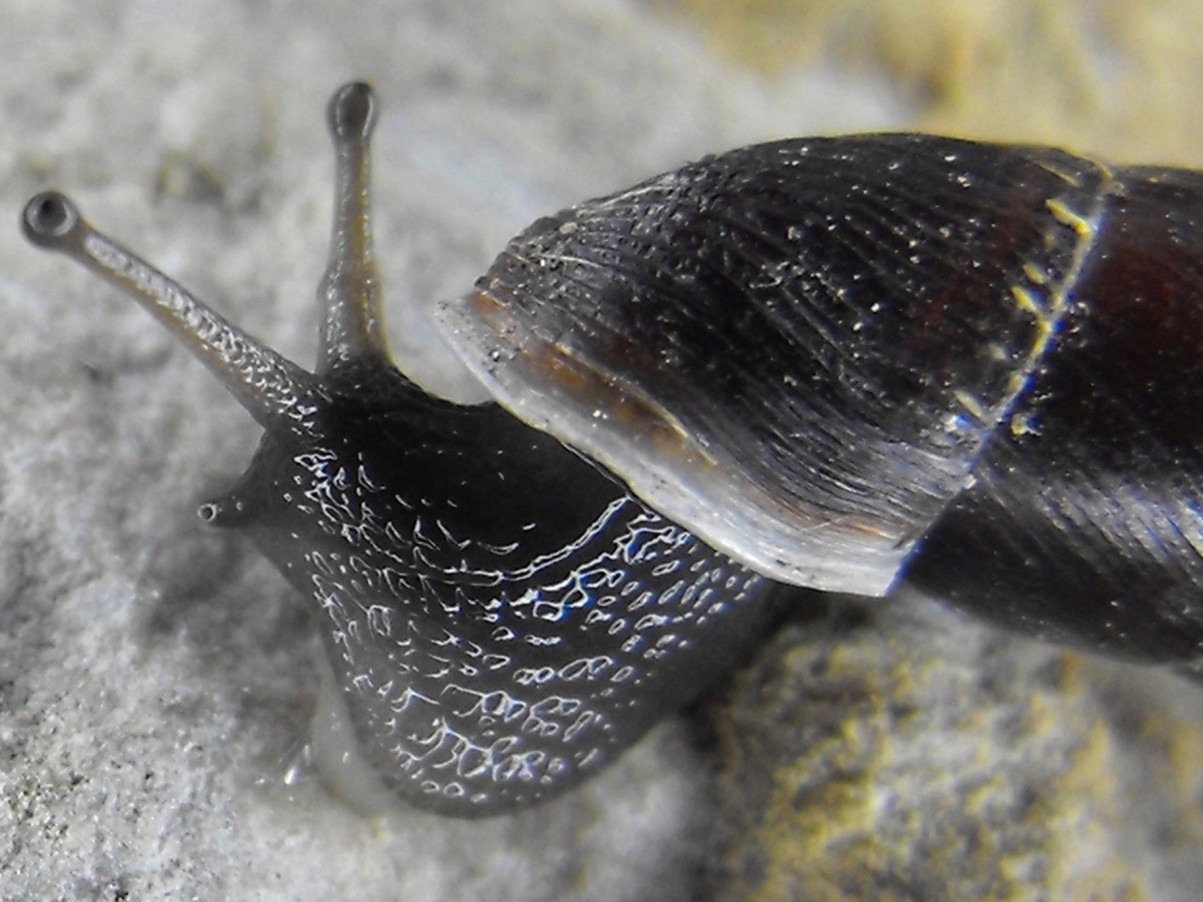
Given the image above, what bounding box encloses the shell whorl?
[438,139,1110,594]
[438,137,1203,667]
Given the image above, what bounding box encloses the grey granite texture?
[0,1,895,899]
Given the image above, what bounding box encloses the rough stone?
[704,593,1203,902]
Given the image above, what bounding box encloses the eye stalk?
[319,80,390,371]
[16,82,391,438]
[20,191,323,438]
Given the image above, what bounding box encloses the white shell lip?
[435,289,911,596]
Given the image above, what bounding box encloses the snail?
[20,81,1203,816]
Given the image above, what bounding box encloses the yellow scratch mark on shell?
[1016,193,1101,374]
[1010,412,1037,437]
[1022,261,1049,286]
[1010,284,1048,320]
[976,180,1104,450]
[1045,197,1095,238]
[953,390,987,423]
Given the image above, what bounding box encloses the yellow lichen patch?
[651,0,1203,163]
[741,670,892,901]
[704,609,1203,900]
[1042,718,1146,901]
[650,0,1098,133]
[1122,670,1203,865]
[1166,725,1203,838]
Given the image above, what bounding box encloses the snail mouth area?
[436,290,912,595]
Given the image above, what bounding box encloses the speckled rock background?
[1,1,1202,900]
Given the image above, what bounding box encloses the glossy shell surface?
[439,140,1203,669]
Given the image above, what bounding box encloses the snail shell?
[440,138,1203,664]
[21,82,1203,816]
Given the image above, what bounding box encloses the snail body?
[22,83,1203,817]
[22,84,777,817]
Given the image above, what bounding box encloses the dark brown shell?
[439,137,1203,663]
[438,137,1104,592]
